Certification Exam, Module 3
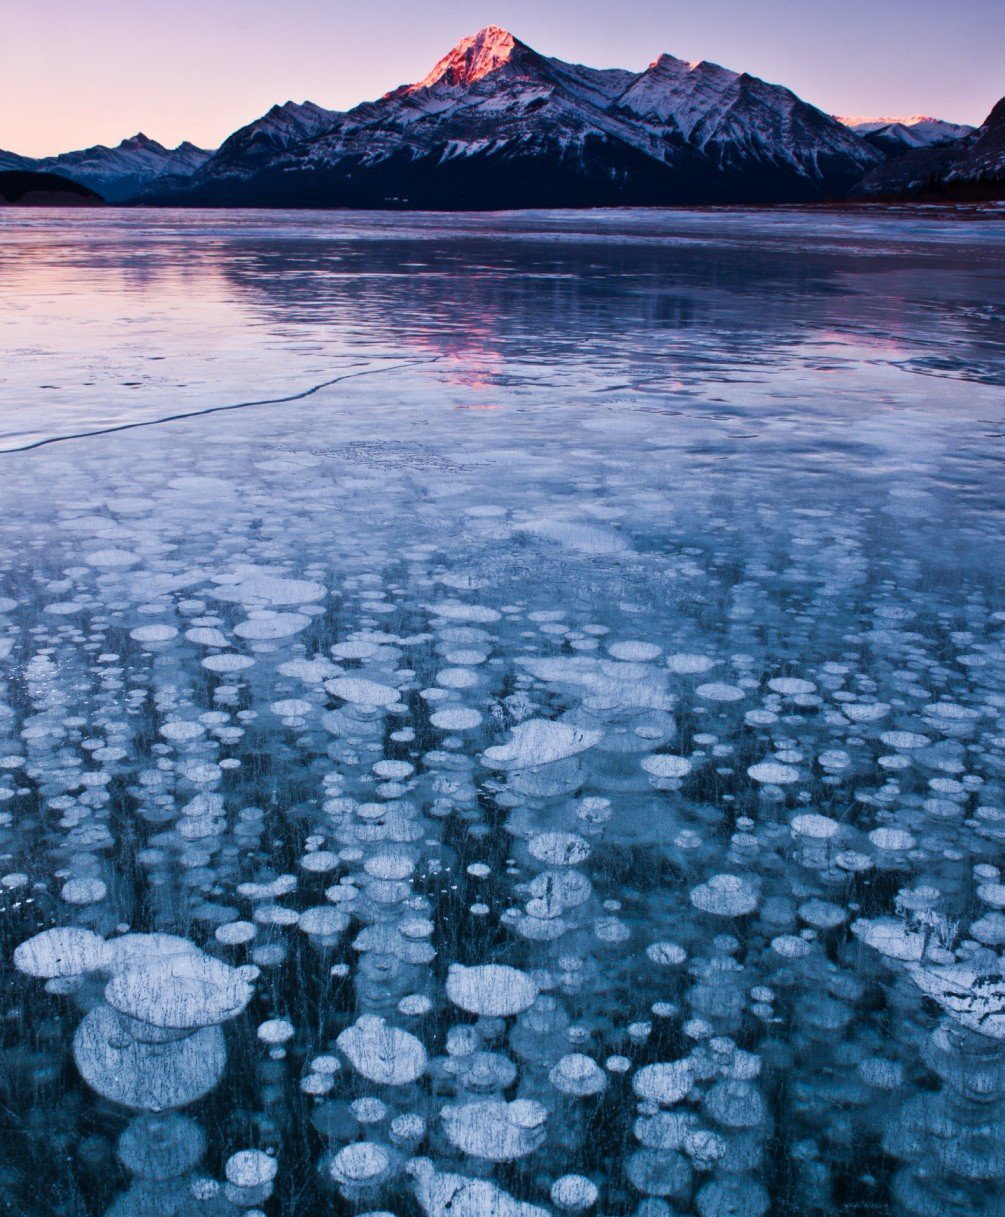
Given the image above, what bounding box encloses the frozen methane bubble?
[336,1014,428,1085]
[104,951,254,1030]
[549,1053,607,1096]
[482,719,602,769]
[441,1098,547,1161]
[632,1061,694,1105]
[14,927,110,978]
[690,874,759,917]
[528,832,591,866]
[225,1149,278,1188]
[642,754,692,779]
[666,654,715,674]
[696,683,745,703]
[747,761,799,785]
[408,1158,549,1217]
[767,677,816,696]
[851,917,926,962]
[907,963,1005,1039]
[327,677,402,708]
[551,1175,599,1211]
[73,1005,226,1110]
[330,1142,391,1194]
[430,707,483,731]
[446,964,539,1017]
[233,613,310,640]
[117,1113,206,1179]
[696,1176,770,1217]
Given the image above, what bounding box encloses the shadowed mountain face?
[856,97,1005,200]
[150,25,883,209]
[0,170,104,206]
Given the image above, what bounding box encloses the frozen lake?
[0,208,1003,1217]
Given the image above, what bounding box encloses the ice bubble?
[446,964,539,1017]
[551,1175,599,1211]
[159,720,205,745]
[129,624,179,644]
[327,677,401,708]
[647,942,687,966]
[186,626,231,647]
[528,832,591,867]
[336,1014,427,1085]
[550,1053,607,1096]
[104,952,253,1030]
[667,654,716,674]
[978,883,1005,910]
[430,707,483,731]
[14,927,110,978]
[442,1098,547,1161]
[703,1079,766,1128]
[690,874,759,917]
[233,613,310,640]
[117,1113,206,1179]
[428,602,502,623]
[747,761,798,785]
[790,813,840,839]
[869,827,916,852]
[842,702,890,723]
[61,877,108,905]
[767,677,816,696]
[257,1019,294,1045]
[482,719,602,769]
[851,917,926,962]
[632,1061,693,1105]
[330,1142,390,1191]
[271,698,312,718]
[215,921,256,946]
[202,654,254,673]
[226,1149,277,1188]
[696,683,745,703]
[213,574,324,607]
[73,1004,226,1110]
[84,548,138,569]
[408,1158,548,1217]
[610,642,661,662]
[880,731,930,751]
[642,754,692,779]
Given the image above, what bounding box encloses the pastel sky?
[8,0,1003,155]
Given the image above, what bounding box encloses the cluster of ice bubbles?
[0,430,1001,1217]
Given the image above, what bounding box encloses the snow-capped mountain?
[37,134,212,201]
[856,97,1005,199]
[174,101,341,188]
[3,134,213,202]
[836,114,974,157]
[160,26,882,208]
[0,149,34,172]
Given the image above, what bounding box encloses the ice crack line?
[0,356,443,455]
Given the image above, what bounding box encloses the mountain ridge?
[153,25,885,208]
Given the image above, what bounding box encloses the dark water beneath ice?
[0,209,1003,1217]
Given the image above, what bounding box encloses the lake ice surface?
[0,208,1003,1217]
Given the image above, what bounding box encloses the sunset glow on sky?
[7,0,1003,156]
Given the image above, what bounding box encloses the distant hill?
[855,97,1005,200]
[0,170,105,206]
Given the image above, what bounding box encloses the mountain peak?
[410,25,531,92]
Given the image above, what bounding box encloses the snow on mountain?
[836,114,974,157]
[181,101,341,188]
[154,26,884,208]
[30,134,212,201]
[0,149,35,172]
[856,97,1005,199]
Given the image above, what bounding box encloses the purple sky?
[8,0,1003,155]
